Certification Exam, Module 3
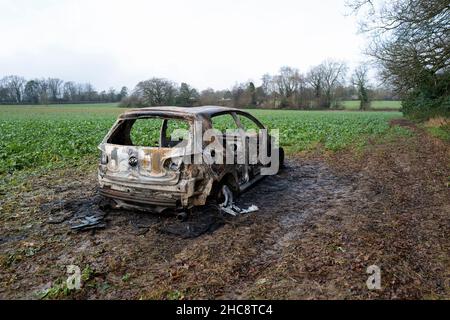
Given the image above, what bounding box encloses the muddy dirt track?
[0,124,449,299]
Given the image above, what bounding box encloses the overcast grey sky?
[0,0,368,91]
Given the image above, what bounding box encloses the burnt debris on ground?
[41,195,108,232]
[158,204,227,238]
[40,193,231,237]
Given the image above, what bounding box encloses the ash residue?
[41,195,109,231]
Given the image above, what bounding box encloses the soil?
[0,122,448,299]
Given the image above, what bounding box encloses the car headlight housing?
[163,158,182,171]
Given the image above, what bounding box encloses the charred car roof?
[119,106,243,120]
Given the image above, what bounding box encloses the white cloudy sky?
[0,0,368,91]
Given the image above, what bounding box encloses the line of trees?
[121,60,397,110]
[1,60,398,110]
[0,76,128,104]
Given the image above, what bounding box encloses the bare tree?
[306,65,324,99]
[63,81,78,102]
[108,88,117,102]
[306,61,347,108]
[37,79,49,105]
[0,82,9,103]
[348,0,450,118]
[276,67,300,98]
[1,75,26,103]
[119,86,128,100]
[261,74,274,95]
[84,83,97,101]
[76,83,85,101]
[321,60,348,108]
[261,74,277,108]
[47,78,63,102]
[231,83,246,107]
[274,66,305,107]
[0,77,11,103]
[198,88,216,106]
[352,65,371,110]
[348,0,450,93]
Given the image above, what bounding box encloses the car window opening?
[107,117,190,148]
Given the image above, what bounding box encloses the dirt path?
[0,124,448,299]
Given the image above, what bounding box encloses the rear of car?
[97,109,212,211]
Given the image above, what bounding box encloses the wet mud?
[39,159,356,241]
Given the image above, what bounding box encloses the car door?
[210,112,250,185]
[234,112,266,178]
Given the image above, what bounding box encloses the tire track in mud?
[242,160,358,253]
[217,160,362,298]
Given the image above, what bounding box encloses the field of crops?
[0,104,406,175]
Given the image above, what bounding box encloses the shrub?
[401,72,450,120]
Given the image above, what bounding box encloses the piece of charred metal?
[70,214,106,231]
[98,106,283,213]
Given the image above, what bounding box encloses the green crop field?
[342,100,402,110]
[0,104,407,176]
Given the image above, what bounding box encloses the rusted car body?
[98,106,281,213]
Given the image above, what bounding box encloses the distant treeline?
[121,60,398,110]
[1,60,398,109]
[0,76,129,105]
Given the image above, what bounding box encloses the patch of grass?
[1,251,24,268]
[342,100,402,110]
[341,100,361,110]
[421,117,450,142]
[38,279,72,299]
[81,265,95,282]
[1,245,42,268]
[375,125,414,146]
[426,125,450,142]
[35,264,98,299]
[166,289,185,300]
[121,273,131,282]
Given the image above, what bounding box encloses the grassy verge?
[426,126,450,142]
[423,118,450,142]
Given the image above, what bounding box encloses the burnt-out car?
[98,106,283,214]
